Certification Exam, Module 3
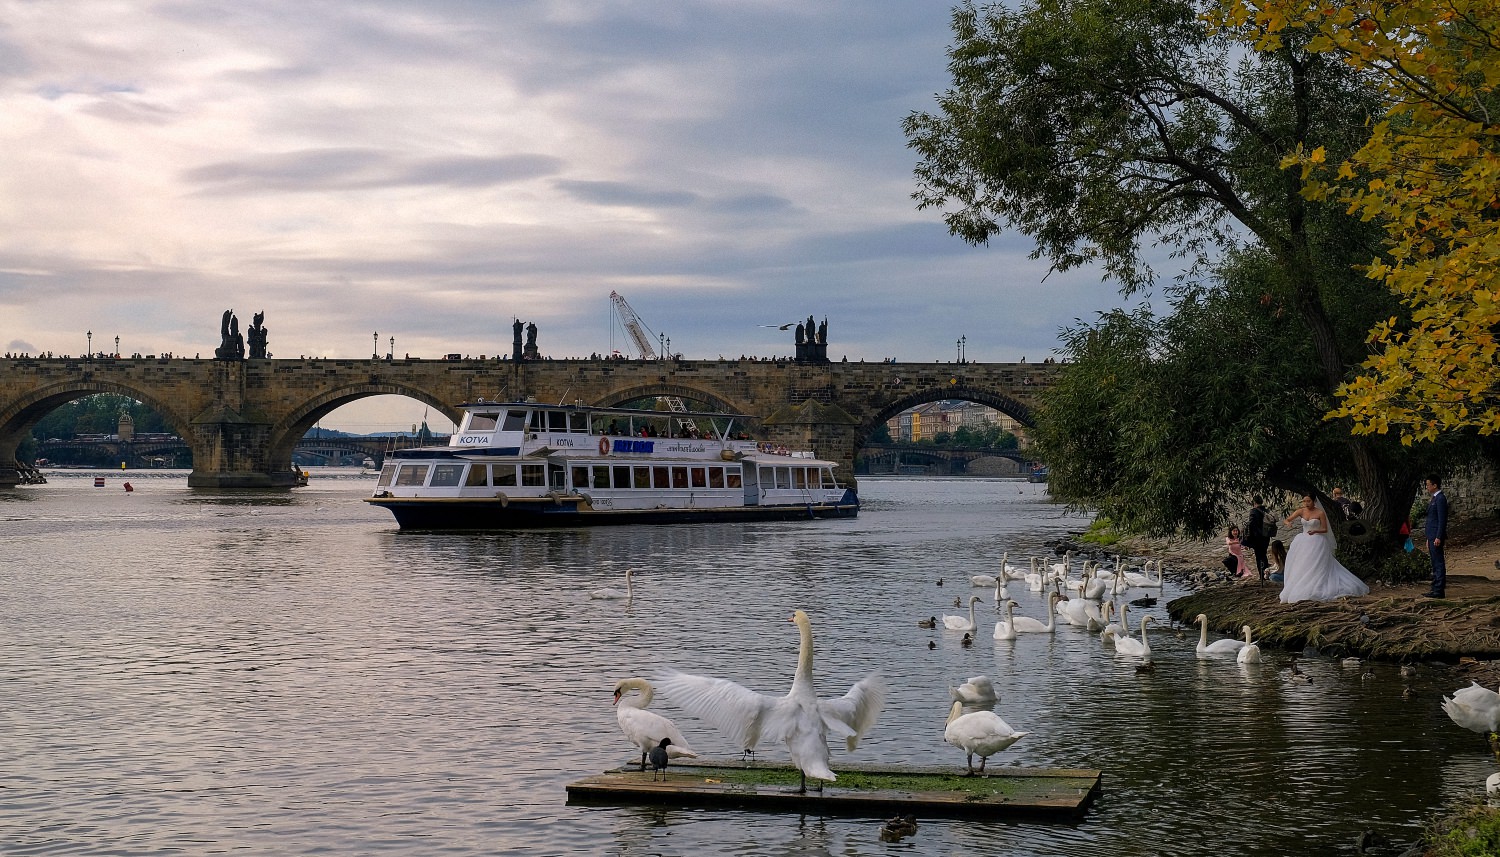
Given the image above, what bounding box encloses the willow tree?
[904,0,1458,545]
[1220,0,1500,442]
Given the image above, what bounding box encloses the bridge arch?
[267,384,463,473]
[592,384,751,420]
[858,382,1034,446]
[0,379,195,459]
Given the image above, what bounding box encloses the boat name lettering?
[457,435,491,444]
[611,440,654,454]
[659,442,707,453]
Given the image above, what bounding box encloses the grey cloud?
[183,150,563,193]
[554,180,699,209]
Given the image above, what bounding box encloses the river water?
[1,471,1491,856]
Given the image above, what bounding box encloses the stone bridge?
[0,356,1056,488]
[858,443,1032,476]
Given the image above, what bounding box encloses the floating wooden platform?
[566,758,1102,819]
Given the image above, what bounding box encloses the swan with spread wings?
[654,609,885,793]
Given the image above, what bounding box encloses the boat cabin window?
[569,412,588,432]
[671,466,688,489]
[493,466,518,487]
[377,463,397,487]
[521,464,545,487]
[632,467,650,489]
[465,465,488,487]
[503,410,527,432]
[708,467,724,488]
[792,468,806,489]
[467,412,500,431]
[571,465,589,489]
[726,467,742,489]
[430,464,465,487]
[690,467,707,488]
[395,464,429,486]
[652,466,669,488]
[821,468,837,488]
[592,465,611,488]
[613,465,631,487]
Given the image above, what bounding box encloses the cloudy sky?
[2,1,1136,431]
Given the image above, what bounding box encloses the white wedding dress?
[1279,515,1369,603]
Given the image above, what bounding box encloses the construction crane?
[609,291,697,432]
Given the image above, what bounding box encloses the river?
[0,471,1490,855]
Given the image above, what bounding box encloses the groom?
[1424,476,1448,598]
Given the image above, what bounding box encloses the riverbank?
[1115,515,1500,688]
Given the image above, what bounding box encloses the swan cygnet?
[590,568,635,600]
[654,610,885,793]
[944,700,1028,776]
[950,676,998,715]
[1113,615,1154,661]
[1195,613,1248,657]
[943,596,982,632]
[1011,593,1060,634]
[1236,626,1262,664]
[613,677,699,770]
[1441,681,1500,735]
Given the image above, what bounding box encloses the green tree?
[904,0,1462,546]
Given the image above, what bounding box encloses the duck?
[1288,661,1313,684]
[648,737,673,781]
[949,676,998,714]
[1194,613,1248,657]
[590,568,635,600]
[943,699,1027,775]
[961,633,974,648]
[1113,614,1154,661]
[612,677,699,771]
[917,616,937,629]
[878,814,919,842]
[1441,681,1500,735]
[654,610,885,793]
[943,596,983,632]
[1236,626,1262,664]
[1011,593,1060,634]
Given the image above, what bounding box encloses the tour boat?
[365,400,859,529]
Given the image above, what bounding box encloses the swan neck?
[946,700,963,726]
[793,615,815,690]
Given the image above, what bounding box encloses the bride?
[1279,494,1369,603]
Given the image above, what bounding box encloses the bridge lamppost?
[115,336,120,358]
[658,332,665,361]
[388,336,394,361]
[957,335,967,364]
[87,330,92,361]
[373,331,378,359]
[665,336,671,360]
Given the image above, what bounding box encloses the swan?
[1113,614,1153,661]
[950,676,998,714]
[943,595,982,632]
[1101,601,1128,645]
[1058,593,1097,627]
[1195,613,1248,657]
[1442,682,1500,735]
[654,609,885,793]
[1012,593,1060,634]
[1024,557,1045,592]
[613,677,699,771]
[992,576,1010,606]
[1081,564,1108,601]
[1095,601,1118,641]
[1000,551,1027,581]
[1048,550,1073,582]
[1236,626,1262,664]
[993,600,1018,641]
[590,568,634,600]
[1122,559,1164,589]
[1093,554,1119,581]
[944,700,1028,775]
[970,572,998,588]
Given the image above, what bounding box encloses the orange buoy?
[123,482,134,493]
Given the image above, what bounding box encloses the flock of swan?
[600,554,1500,791]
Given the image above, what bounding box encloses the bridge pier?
[761,400,863,490]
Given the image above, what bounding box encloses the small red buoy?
[94,476,105,487]
[123,482,134,493]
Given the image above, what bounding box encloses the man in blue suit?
[1424,476,1448,598]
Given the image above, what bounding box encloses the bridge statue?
[795,322,805,346]
[214,309,245,361]
[512,318,524,361]
[523,322,539,360]
[794,313,829,363]
[247,311,269,359]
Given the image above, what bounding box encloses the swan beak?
[612,691,621,706]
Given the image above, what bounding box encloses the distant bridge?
[36,435,446,468]
[857,443,1034,476]
[2,355,1058,488]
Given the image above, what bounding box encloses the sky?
[1,1,1139,433]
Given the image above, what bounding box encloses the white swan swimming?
[590,568,634,600]
[992,576,1010,606]
[1011,593,1059,634]
[943,595,982,632]
[1024,557,1045,592]
[654,609,885,793]
[993,600,1018,641]
[949,675,998,714]
[1236,626,1262,664]
[1113,614,1153,661]
[1195,613,1248,657]
[943,700,1027,775]
[1097,601,1120,643]
[1442,681,1500,735]
[1123,560,1164,589]
[613,677,699,770]
[1000,551,1027,581]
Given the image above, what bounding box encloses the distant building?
[886,400,1027,445]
